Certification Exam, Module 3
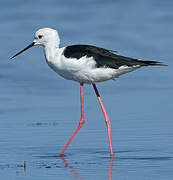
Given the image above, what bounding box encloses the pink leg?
[59,83,85,156]
[92,84,114,157]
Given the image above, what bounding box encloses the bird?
[11,27,165,157]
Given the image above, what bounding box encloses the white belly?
[47,54,139,84]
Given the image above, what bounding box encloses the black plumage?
[63,45,165,69]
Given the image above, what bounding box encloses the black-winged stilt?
[11,27,165,157]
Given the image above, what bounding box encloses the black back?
[63,45,163,69]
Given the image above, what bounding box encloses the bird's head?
[11,27,60,59]
[34,28,60,46]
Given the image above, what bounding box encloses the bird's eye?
[38,35,43,39]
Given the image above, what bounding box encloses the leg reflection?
[61,156,113,180]
[61,156,85,180]
[109,157,113,180]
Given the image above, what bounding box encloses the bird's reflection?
[23,154,113,179]
[109,156,113,180]
[60,156,85,180]
[60,155,113,180]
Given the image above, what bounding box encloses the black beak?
[10,42,35,59]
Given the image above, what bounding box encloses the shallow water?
[0,0,173,179]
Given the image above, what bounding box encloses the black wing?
[63,45,164,69]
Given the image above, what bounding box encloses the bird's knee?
[105,119,110,126]
[79,119,85,127]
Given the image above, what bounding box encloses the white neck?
[44,41,60,62]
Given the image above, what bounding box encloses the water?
[0,0,173,179]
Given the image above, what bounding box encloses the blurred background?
[0,0,172,179]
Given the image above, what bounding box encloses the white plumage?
[47,52,139,84]
[33,28,139,84]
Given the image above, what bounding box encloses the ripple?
[117,156,173,161]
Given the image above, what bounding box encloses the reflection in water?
[23,155,113,179]
[109,157,113,180]
[61,156,113,180]
[61,156,85,180]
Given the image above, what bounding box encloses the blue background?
[0,0,172,179]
